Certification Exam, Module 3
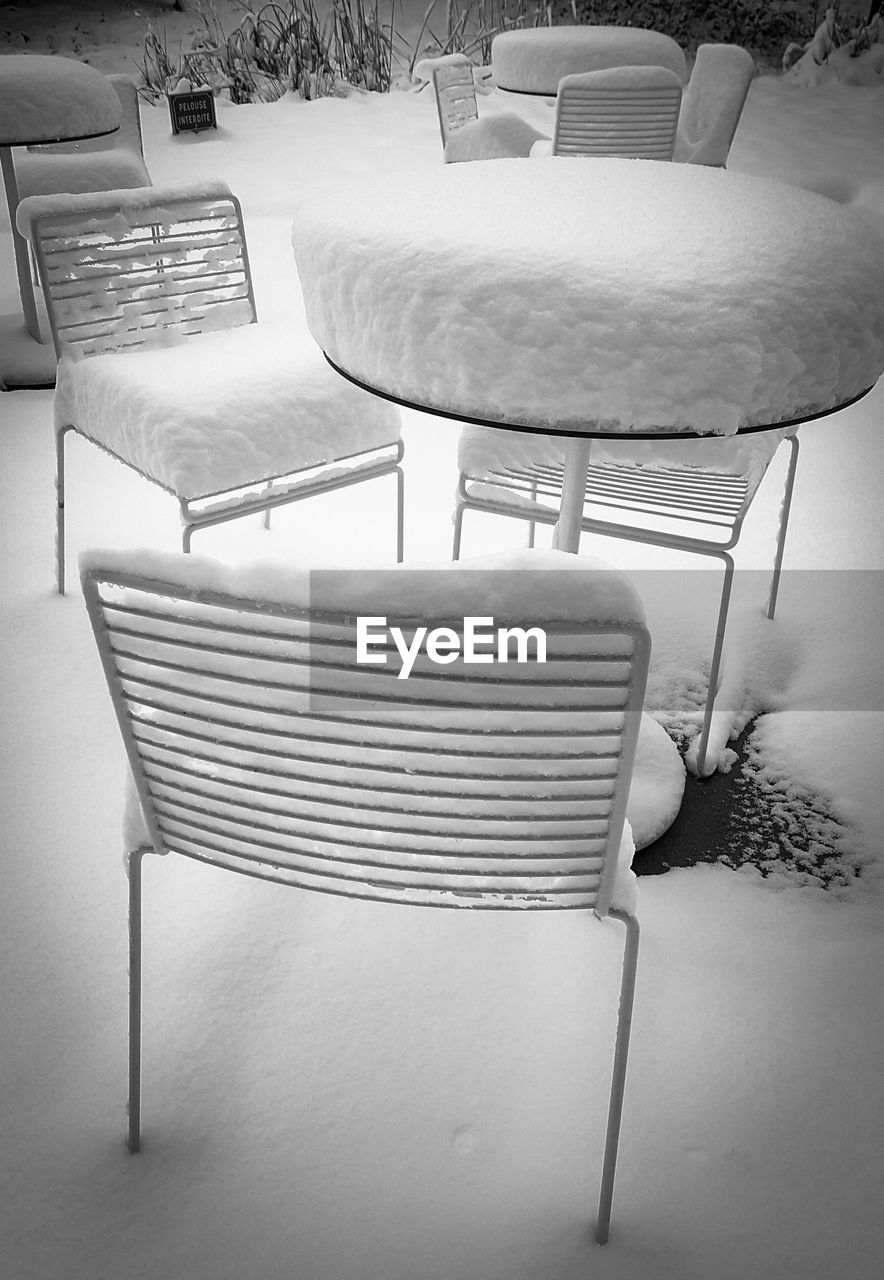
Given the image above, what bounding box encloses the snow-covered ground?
[1,12,883,1279]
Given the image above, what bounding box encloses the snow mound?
[0,54,120,145]
[292,158,884,436]
[55,326,401,498]
[443,114,549,162]
[491,25,686,94]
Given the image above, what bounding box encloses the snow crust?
[80,543,648,625]
[15,177,234,236]
[54,327,401,499]
[491,25,687,94]
[0,53,121,146]
[412,52,471,84]
[293,158,884,435]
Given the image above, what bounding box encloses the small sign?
[168,89,217,136]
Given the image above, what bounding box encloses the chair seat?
[13,148,151,200]
[55,325,402,500]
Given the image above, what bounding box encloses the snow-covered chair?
[674,45,755,167]
[551,65,683,159]
[452,428,800,777]
[81,545,650,1247]
[14,75,151,198]
[17,181,404,593]
[432,63,548,162]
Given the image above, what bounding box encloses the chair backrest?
[675,44,755,167]
[552,65,683,159]
[432,63,479,147]
[17,180,256,360]
[81,549,650,918]
[27,75,146,158]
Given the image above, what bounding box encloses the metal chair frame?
[82,554,652,1246]
[22,182,404,593]
[432,62,480,147]
[552,66,683,159]
[453,436,800,776]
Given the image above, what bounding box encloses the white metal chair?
[18,180,404,593]
[81,545,651,1246]
[552,65,683,159]
[452,428,800,777]
[14,75,151,197]
[432,64,547,162]
[674,44,755,167]
[433,61,480,145]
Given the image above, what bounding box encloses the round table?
[291,157,884,817]
[491,25,687,96]
[292,159,884,514]
[0,55,120,386]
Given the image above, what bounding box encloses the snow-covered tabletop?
[0,54,121,373]
[491,25,687,95]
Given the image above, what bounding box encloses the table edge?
[323,355,875,439]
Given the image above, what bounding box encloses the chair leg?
[766,434,800,620]
[128,847,146,1154]
[55,426,72,595]
[452,497,466,561]
[526,481,538,548]
[182,523,194,553]
[694,553,735,779]
[596,909,640,1246]
[395,465,405,563]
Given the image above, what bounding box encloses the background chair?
[674,44,755,167]
[452,428,800,777]
[82,545,650,1246]
[451,56,789,778]
[18,180,403,593]
[551,65,683,159]
[432,63,549,162]
[14,74,151,198]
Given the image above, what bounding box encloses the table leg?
[552,436,591,553]
[1,144,41,341]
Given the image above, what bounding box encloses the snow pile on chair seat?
[0,55,120,146]
[11,150,149,200]
[491,25,686,94]
[443,114,550,162]
[54,327,401,499]
[292,158,884,436]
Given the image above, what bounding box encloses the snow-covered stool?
[492,24,687,96]
[17,180,404,593]
[291,158,884,775]
[82,543,650,1244]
